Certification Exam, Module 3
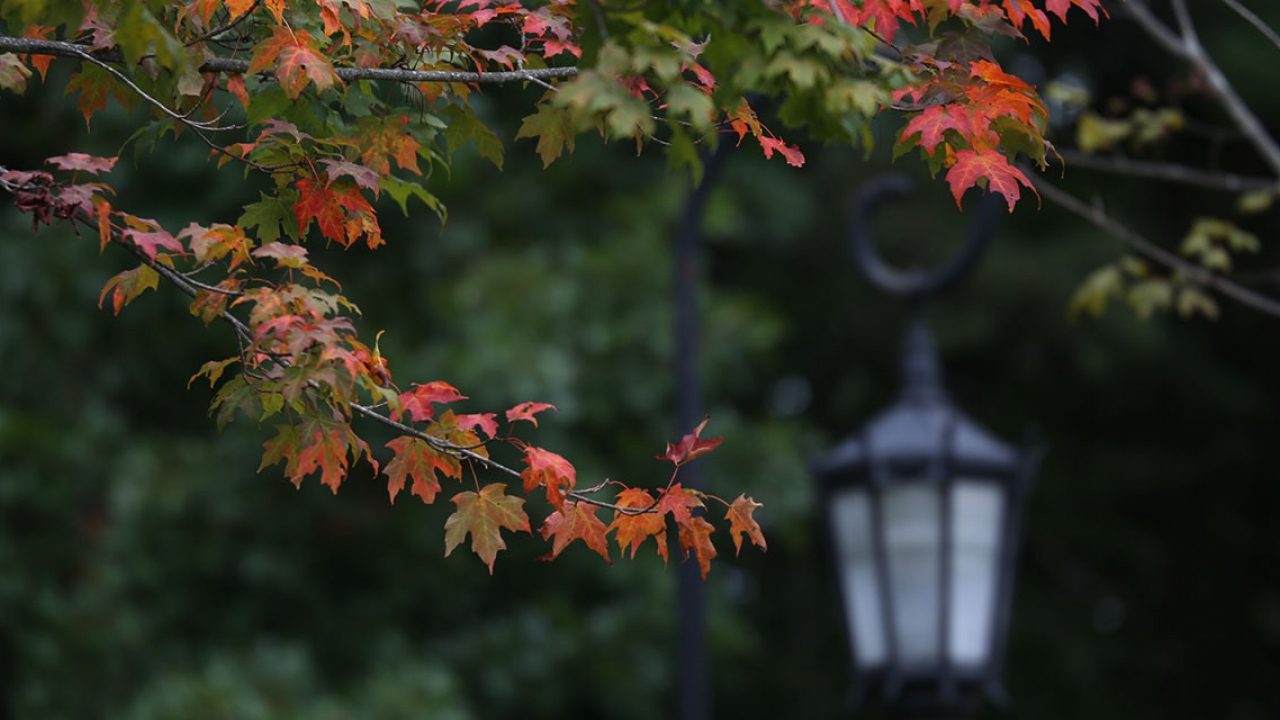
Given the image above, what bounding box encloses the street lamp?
[813,176,1043,719]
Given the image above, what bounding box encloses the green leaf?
[1237,188,1276,215]
[247,86,294,127]
[441,104,504,170]
[1069,264,1123,318]
[239,193,298,243]
[515,101,575,168]
[1126,278,1173,319]
[381,175,443,219]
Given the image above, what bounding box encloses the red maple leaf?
[506,401,558,427]
[656,483,705,525]
[538,500,611,563]
[901,103,971,155]
[293,177,346,244]
[725,494,767,555]
[659,417,723,467]
[396,381,467,423]
[443,483,530,573]
[520,446,576,510]
[609,487,667,562]
[455,413,499,439]
[384,435,461,504]
[677,516,718,581]
[945,148,1037,211]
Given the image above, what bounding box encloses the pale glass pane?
[883,483,941,664]
[830,489,886,667]
[948,479,1004,666]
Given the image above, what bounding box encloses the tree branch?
[1031,173,1280,319]
[1222,0,1280,54]
[1123,1,1280,176]
[0,34,580,85]
[1055,149,1277,192]
[0,165,669,517]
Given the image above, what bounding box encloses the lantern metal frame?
[813,175,1044,718]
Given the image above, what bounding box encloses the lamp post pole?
[814,175,1043,719]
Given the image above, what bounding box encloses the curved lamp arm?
[847,174,1004,301]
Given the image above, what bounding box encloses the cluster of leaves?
[0,0,1106,571]
[0,152,765,575]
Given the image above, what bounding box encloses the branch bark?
[0,34,580,85]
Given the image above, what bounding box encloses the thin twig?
[1032,173,1280,319]
[1222,0,1280,53]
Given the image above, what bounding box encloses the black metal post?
[672,131,735,720]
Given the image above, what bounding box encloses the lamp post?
[813,176,1043,719]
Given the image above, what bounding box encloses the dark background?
[2,2,1279,718]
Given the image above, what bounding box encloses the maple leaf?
[293,177,346,243]
[46,153,116,175]
[758,136,805,167]
[515,102,575,168]
[65,65,118,128]
[294,424,352,493]
[901,104,970,155]
[677,516,718,581]
[609,487,667,562]
[397,381,467,423]
[656,483,705,525]
[659,417,723,466]
[251,241,310,269]
[320,159,381,195]
[98,264,159,315]
[0,54,31,93]
[506,401,558,427]
[384,435,461,504]
[725,494,767,555]
[539,501,612,563]
[455,413,499,439]
[1002,0,1052,40]
[945,148,1037,211]
[444,483,531,573]
[521,446,576,510]
[250,27,341,98]
[123,228,184,262]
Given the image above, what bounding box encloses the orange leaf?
[250,27,340,98]
[659,417,723,466]
[384,435,461,504]
[677,516,717,581]
[520,446,576,510]
[443,483,530,573]
[539,500,612,563]
[609,487,667,562]
[725,494,767,555]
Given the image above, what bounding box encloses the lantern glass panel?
[947,479,1004,666]
[883,481,941,665]
[830,487,886,667]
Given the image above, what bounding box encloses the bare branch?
[1123,1,1280,176]
[1222,0,1280,53]
[1031,173,1280,319]
[1056,149,1277,192]
[0,34,579,85]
